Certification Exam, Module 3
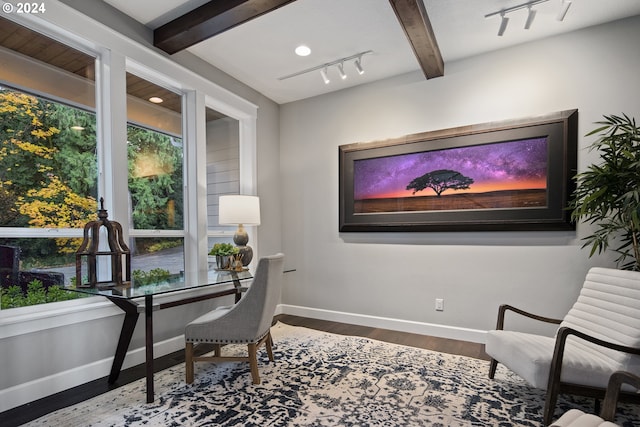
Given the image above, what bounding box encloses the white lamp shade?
[218,195,261,225]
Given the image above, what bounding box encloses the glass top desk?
[68,269,253,403]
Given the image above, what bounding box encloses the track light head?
[278,50,372,82]
[524,6,536,29]
[486,0,571,37]
[557,0,571,21]
[354,58,364,75]
[320,67,330,84]
[337,63,347,80]
[498,12,509,36]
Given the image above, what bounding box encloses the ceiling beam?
[389,0,444,79]
[154,0,298,55]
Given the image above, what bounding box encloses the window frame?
[204,95,259,249]
[0,8,258,329]
[124,66,187,278]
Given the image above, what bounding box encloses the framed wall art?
[339,109,578,232]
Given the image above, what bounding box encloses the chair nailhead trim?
[188,331,269,345]
[191,338,253,344]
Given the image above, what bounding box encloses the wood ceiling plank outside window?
[0,16,94,80]
[0,16,95,110]
[126,74,182,118]
[0,16,188,115]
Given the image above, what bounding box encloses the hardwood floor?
[275,314,490,361]
[0,314,490,426]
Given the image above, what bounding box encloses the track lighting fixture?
[337,63,347,80]
[320,67,330,84]
[524,5,536,29]
[498,11,509,36]
[278,50,373,84]
[485,0,572,36]
[557,0,571,21]
[354,58,364,75]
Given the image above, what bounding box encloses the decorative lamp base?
[237,246,253,266]
[233,225,253,266]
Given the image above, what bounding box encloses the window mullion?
[184,91,208,280]
[98,49,129,230]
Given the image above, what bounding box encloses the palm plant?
[569,114,640,270]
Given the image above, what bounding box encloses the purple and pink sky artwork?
[353,137,548,200]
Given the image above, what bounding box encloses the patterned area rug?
[25,322,639,426]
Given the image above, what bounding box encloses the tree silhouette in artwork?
[406,169,474,197]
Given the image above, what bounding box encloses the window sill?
[0,296,116,339]
[0,281,243,339]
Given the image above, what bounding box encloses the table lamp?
[218,195,260,266]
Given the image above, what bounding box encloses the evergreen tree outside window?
[125,72,185,276]
[0,16,99,309]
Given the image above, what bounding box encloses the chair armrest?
[495,304,563,330]
[554,326,640,357]
[548,326,640,403]
[601,371,640,421]
[544,327,640,424]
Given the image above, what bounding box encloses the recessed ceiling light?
[149,96,163,104]
[295,45,311,56]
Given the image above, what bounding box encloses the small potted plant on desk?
[208,243,241,270]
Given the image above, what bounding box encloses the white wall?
[279,16,640,341]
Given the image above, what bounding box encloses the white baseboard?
[276,304,487,344]
[0,335,184,413]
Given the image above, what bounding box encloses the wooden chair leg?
[248,343,260,384]
[214,344,221,357]
[266,332,274,362]
[185,342,194,384]
[544,380,560,425]
[488,359,498,379]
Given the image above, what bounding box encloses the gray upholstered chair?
[550,371,640,427]
[486,267,640,425]
[185,253,284,385]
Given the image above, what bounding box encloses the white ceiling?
[103,0,640,104]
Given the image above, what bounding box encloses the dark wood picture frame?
[339,109,578,232]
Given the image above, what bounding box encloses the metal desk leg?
[107,298,140,384]
[145,293,154,403]
[231,271,242,303]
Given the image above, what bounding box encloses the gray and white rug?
[25,322,639,426]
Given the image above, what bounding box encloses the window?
[126,72,185,277]
[0,16,97,309]
[205,106,241,250]
[0,13,258,312]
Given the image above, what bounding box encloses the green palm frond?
[569,114,640,270]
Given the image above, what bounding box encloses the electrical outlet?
[435,298,444,311]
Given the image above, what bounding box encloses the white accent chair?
[185,253,284,385]
[550,371,640,427]
[486,267,640,425]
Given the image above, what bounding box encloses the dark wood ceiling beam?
[389,0,444,79]
[154,0,298,54]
